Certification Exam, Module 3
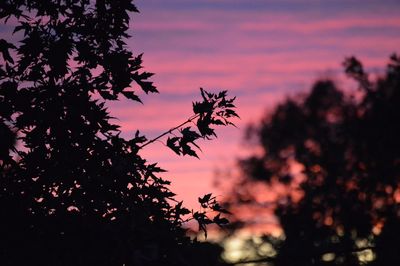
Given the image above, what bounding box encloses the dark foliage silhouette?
[0,1,237,265]
[224,55,400,265]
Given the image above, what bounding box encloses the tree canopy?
[224,55,400,266]
[0,1,237,265]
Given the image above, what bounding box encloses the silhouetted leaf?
[0,39,16,63]
[166,137,181,155]
[121,91,142,103]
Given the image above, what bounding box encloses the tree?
[0,1,237,265]
[223,55,400,265]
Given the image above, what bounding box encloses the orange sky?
[107,0,400,210]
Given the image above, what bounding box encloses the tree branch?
[139,114,200,149]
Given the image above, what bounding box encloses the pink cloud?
[238,17,400,33]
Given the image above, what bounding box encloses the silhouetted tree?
[0,1,237,265]
[224,55,400,266]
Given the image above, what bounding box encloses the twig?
[139,114,200,149]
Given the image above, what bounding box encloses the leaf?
[0,39,16,63]
[213,214,229,227]
[211,203,231,214]
[211,118,225,125]
[181,143,199,158]
[181,127,201,143]
[137,80,158,94]
[12,24,25,34]
[121,91,142,103]
[198,193,212,204]
[166,137,181,155]
[200,87,207,101]
[175,201,191,215]
[197,118,216,138]
[225,109,240,118]
[98,89,118,100]
[147,163,167,173]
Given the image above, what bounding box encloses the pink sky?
[107,0,400,210]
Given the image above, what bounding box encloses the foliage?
[0,1,237,265]
[223,55,400,265]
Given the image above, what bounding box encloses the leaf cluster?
[192,193,230,238]
[163,88,239,158]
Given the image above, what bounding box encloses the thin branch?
[139,114,200,149]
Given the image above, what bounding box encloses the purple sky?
[110,0,400,209]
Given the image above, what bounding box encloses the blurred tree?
[224,55,400,266]
[0,1,237,265]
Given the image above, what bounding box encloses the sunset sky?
[109,0,400,209]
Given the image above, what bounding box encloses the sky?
[108,0,400,210]
[1,0,398,236]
